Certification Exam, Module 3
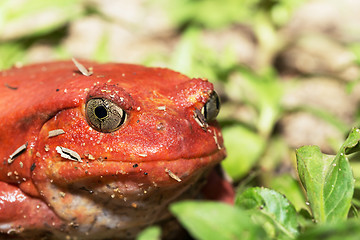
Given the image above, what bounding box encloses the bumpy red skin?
[0,61,232,238]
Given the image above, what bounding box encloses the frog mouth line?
[55,146,226,164]
[48,148,226,185]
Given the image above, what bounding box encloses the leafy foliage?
[162,129,358,239]
[162,0,307,29]
[170,201,268,240]
[222,125,265,179]
[296,129,358,223]
[0,0,83,39]
[297,220,360,240]
[136,226,161,240]
[236,187,298,239]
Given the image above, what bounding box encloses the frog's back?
[0,61,192,171]
[0,61,190,124]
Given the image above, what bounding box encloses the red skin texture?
[0,61,233,237]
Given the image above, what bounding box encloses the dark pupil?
[95,106,108,119]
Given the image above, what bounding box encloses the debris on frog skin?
[30,163,36,171]
[212,131,222,150]
[44,145,50,152]
[84,153,95,160]
[48,129,65,138]
[165,168,182,182]
[8,142,28,164]
[4,83,18,90]
[72,58,93,76]
[193,108,208,131]
[56,146,83,162]
[79,186,94,194]
[68,221,80,229]
[157,106,166,111]
[100,89,112,93]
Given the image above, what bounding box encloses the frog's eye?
[201,91,220,122]
[85,98,127,133]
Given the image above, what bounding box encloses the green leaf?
[296,128,358,224]
[296,219,360,240]
[93,31,111,63]
[0,0,83,40]
[0,41,27,70]
[136,226,161,240]
[224,68,283,137]
[170,201,268,240]
[170,27,200,76]
[221,125,265,180]
[268,174,308,212]
[236,187,298,239]
[169,27,219,81]
[162,0,254,29]
[160,0,308,29]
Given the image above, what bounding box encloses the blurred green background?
[2,0,360,218]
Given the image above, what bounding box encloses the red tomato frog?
[0,60,231,239]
